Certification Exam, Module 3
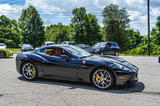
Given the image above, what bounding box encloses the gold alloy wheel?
[22,63,36,80]
[93,69,112,89]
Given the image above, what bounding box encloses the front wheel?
[21,62,38,80]
[115,52,119,56]
[100,52,104,55]
[0,51,6,58]
[91,69,115,89]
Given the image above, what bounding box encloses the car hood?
[84,55,138,70]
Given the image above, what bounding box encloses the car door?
[39,47,81,80]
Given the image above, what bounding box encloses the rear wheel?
[100,52,104,55]
[0,51,6,58]
[91,68,115,89]
[115,52,119,56]
[21,62,38,80]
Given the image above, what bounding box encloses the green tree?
[45,23,74,44]
[71,7,102,45]
[0,15,21,48]
[151,16,160,45]
[19,5,45,47]
[102,4,130,51]
[127,29,143,49]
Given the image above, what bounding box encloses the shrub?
[124,42,160,56]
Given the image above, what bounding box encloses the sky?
[0,0,160,35]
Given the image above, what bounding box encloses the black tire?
[0,51,6,58]
[91,68,115,89]
[21,62,38,80]
[100,52,104,55]
[115,52,119,56]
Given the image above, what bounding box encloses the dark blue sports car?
[16,45,138,89]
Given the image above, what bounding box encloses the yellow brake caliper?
[96,73,99,83]
[32,68,35,75]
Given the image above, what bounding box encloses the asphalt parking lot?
[0,55,160,106]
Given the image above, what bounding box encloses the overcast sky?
[0,0,160,35]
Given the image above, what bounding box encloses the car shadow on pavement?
[0,57,14,59]
[18,76,145,94]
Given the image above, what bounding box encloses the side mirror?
[60,54,70,60]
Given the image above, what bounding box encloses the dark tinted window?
[110,43,119,47]
[39,48,46,54]
[69,42,75,45]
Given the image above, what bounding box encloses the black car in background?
[89,42,120,56]
[21,44,34,52]
[78,44,87,49]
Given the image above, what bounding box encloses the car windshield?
[92,43,99,48]
[110,42,118,47]
[68,42,75,45]
[100,42,106,47]
[78,44,85,47]
[63,45,92,58]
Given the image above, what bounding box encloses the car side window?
[46,47,70,58]
[38,48,46,54]
[106,43,111,48]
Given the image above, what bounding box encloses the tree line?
[0,4,160,54]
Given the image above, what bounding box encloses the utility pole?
[147,0,150,56]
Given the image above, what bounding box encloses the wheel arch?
[20,60,36,74]
[89,66,116,84]
[0,51,6,57]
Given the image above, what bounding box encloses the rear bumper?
[116,72,138,85]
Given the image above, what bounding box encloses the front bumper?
[115,72,138,85]
[6,52,13,57]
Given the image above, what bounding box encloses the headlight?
[117,64,130,71]
[110,62,135,72]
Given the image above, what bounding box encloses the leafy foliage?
[45,23,74,44]
[19,5,45,47]
[127,29,143,49]
[151,16,160,45]
[102,4,130,51]
[0,15,21,48]
[71,7,102,45]
[124,42,160,55]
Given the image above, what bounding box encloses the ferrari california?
[16,45,138,89]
